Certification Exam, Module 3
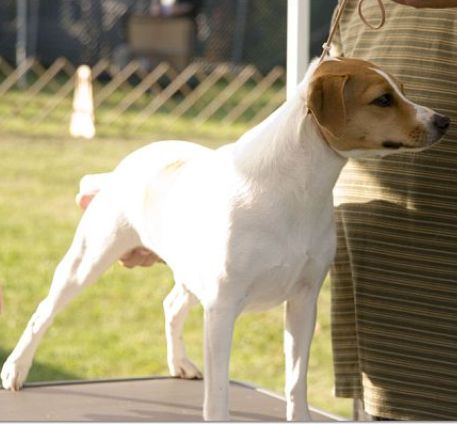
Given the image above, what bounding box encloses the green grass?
[0,131,351,418]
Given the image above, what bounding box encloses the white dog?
[1,58,449,421]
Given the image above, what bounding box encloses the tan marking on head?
[307,73,349,138]
[306,57,449,157]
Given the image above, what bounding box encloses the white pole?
[287,0,310,100]
[16,0,28,89]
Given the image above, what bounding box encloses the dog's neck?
[233,94,347,203]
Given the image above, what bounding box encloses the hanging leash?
[319,0,386,63]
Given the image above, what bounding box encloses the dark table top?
[0,377,339,421]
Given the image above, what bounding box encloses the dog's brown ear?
[307,74,349,138]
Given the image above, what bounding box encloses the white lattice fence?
[0,57,286,136]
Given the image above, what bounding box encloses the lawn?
[0,133,352,419]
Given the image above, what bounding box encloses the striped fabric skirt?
[329,1,457,420]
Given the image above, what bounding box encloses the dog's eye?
[371,94,393,107]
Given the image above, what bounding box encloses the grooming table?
[0,377,339,421]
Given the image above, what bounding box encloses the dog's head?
[306,57,450,157]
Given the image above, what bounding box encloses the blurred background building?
[0,0,337,72]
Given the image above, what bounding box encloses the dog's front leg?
[203,302,239,421]
[284,281,322,421]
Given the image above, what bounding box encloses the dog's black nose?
[433,114,450,133]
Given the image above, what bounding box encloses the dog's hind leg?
[163,284,202,379]
[1,197,139,391]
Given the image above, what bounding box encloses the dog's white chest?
[231,203,336,312]
[242,262,307,311]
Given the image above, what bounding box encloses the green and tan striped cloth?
[329,1,457,420]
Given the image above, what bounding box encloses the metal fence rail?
[0,57,286,137]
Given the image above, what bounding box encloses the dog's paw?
[169,358,203,380]
[1,360,29,391]
[286,406,313,422]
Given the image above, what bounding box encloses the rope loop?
[358,0,386,29]
[319,0,386,63]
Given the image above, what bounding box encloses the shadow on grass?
[0,348,79,386]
